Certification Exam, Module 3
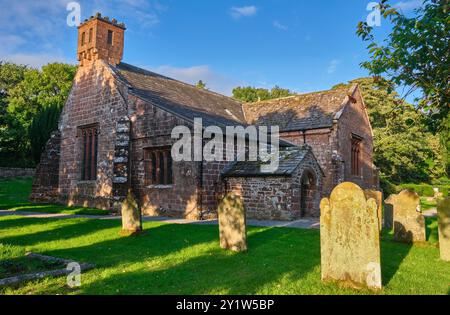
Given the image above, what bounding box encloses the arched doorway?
[300,170,316,217]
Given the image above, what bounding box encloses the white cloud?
[0,52,72,69]
[230,6,257,19]
[150,65,242,96]
[273,21,288,31]
[393,0,422,12]
[327,59,340,74]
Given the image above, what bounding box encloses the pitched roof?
[222,146,318,177]
[243,85,357,131]
[111,62,247,128]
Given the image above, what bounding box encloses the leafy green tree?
[357,0,449,128]
[334,77,445,183]
[357,0,449,175]
[232,86,294,102]
[0,62,76,167]
[29,104,61,163]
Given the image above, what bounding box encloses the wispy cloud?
[150,65,242,96]
[393,0,423,12]
[273,20,288,31]
[327,59,340,74]
[0,0,167,68]
[230,6,257,19]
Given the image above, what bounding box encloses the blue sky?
[0,0,422,96]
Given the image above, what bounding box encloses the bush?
[396,183,450,197]
[380,177,397,196]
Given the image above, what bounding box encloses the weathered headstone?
[320,182,382,290]
[387,190,426,243]
[365,189,383,231]
[218,192,247,252]
[120,190,142,235]
[438,197,450,261]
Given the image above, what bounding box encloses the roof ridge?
[117,62,243,106]
[244,86,349,105]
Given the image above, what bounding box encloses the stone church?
[30,14,378,221]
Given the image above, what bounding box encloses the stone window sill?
[77,180,97,185]
[146,185,173,189]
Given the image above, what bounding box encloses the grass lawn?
[0,178,109,216]
[0,178,448,295]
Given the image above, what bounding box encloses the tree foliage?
[232,85,294,102]
[0,62,76,167]
[357,0,449,132]
[333,77,446,184]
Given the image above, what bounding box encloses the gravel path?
[0,210,320,229]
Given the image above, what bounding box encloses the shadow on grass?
[79,227,322,294]
[425,217,439,244]
[0,216,322,294]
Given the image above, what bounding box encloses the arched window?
[351,134,363,176]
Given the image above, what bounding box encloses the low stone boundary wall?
[0,167,35,179]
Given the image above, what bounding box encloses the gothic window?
[88,28,93,43]
[81,32,86,45]
[144,147,173,186]
[79,125,99,181]
[351,135,362,176]
[107,30,113,45]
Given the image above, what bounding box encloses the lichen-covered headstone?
[121,190,142,235]
[320,182,382,290]
[388,190,426,243]
[438,197,450,261]
[218,192,247,252]
[365,189,383,231]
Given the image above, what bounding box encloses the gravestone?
[365,189,383,231]
[387,190,426,243]
[320,182,382,290]
[438,197,450,261]
[218,192,247,252]
[120,190,142,235]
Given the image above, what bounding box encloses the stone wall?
[30,131,61,203]
[58,60,128,210]
[129,95,202,220]
[0,167,35,179]
[337,88,376,190]
[225,150,324,220]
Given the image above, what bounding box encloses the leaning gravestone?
[120,190,142,235]
[365,189,383,231]
[388,190,426,243]
[438,197,450,261]
[218,192,247,252]
[320,182,382,290]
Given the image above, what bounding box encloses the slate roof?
[222,146,316,177]
[111,62,247,128]
[243,86,357,131]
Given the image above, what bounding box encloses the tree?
[0,62,76,167]
[333,77,445,184]
[196,80,206,89]
[357,0,449,176]
[29,103,61,163]
[232,86,294,102]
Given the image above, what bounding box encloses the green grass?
[0,178,448,295]
[0,178,109,216]
[0,215,448,295]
